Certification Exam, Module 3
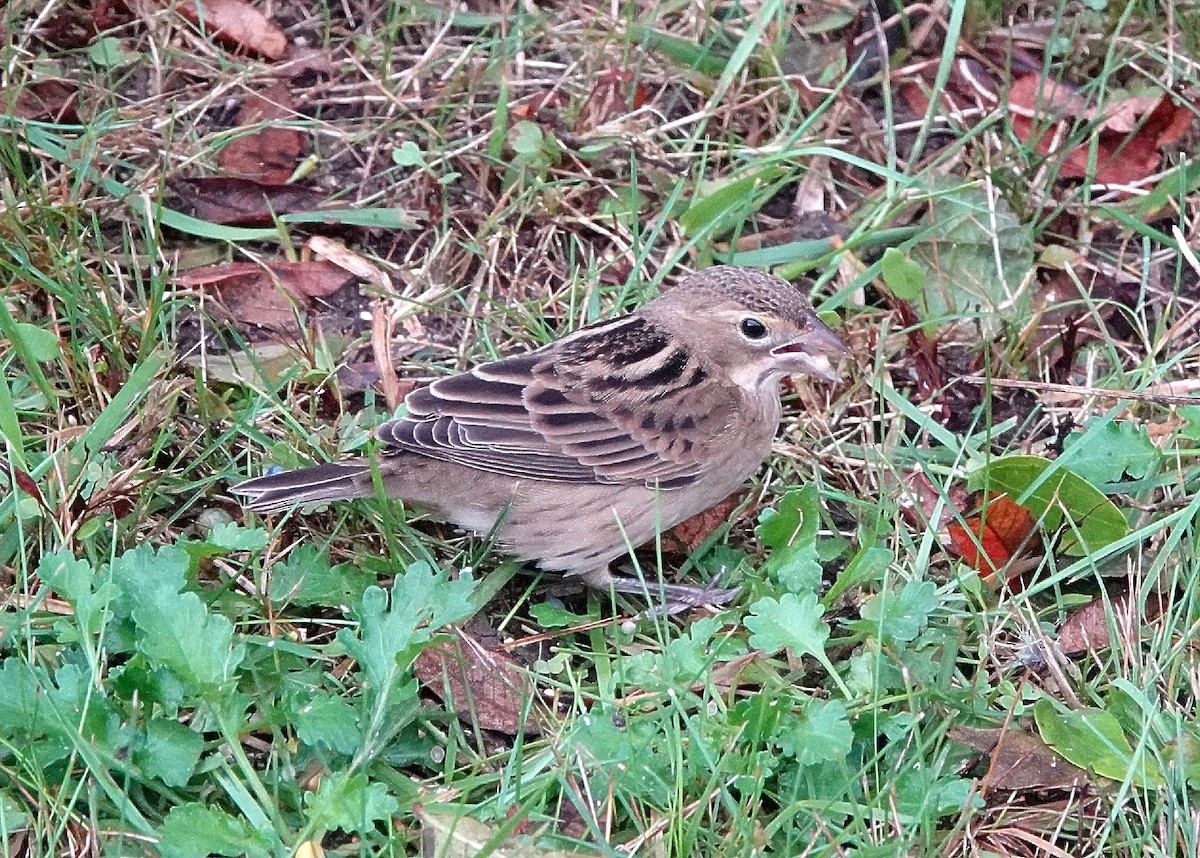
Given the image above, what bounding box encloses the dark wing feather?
[376,316,742,487]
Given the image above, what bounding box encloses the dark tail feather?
[231,462,374,513]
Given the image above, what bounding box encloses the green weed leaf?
[303,772,399,835]
[293,695,361,756]
[757,486,823,593]
[207,522,268,551]
[269,545,377,608]
[880,248,925,300]
[1035,698,1164,788]
[113,544,246,691]
[0,791,29,836]
[336,565,475,694]
[776,699,853,767]
[746,592,829,658]
[88,36,139,68]
[1061,421,1160,486]
[158,803,273,858]
[39,550,114,641]
[570,714,673,805]
[853,580,938,645]
[12,322,59,362]
[392,140,429,168]
[680,167,788,239]
[969,455,1130,555]
[906,180,1035,334]
[134,720,204,788]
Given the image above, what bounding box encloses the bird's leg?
[604,569,741,617]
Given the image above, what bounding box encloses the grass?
[3,0,1200,856]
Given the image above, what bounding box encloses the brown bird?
[232,266,848,605]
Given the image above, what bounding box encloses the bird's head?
[649,266,850,391]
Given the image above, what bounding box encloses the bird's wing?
[375,316,742,488]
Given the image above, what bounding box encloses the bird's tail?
[231,461,374,513]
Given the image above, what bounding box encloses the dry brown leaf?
[1057,590,1170,656]
[417,806,595,858]
[413,627,541,736]
[173,177,325,226]
[576,68,647,132]
[897,470,969,533]
[951,725,1090,792]
[306,236,390,289]
[218,81,301,183]
[1009,74,1193,187]
[663,491,746,556]
[165,0,287,59]
[181,261,350,299]
[6,79,79,123]
[180,261,353,332]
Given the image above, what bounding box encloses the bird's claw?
[607,570,741,620]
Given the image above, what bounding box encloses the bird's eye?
[739,317,768,340]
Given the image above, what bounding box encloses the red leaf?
[946,494,1037,580]
[11,466,46,508]
[1008,73,1193,188]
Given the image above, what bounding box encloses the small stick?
[958,375,1200,407]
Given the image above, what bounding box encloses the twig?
[958,375,1200,407]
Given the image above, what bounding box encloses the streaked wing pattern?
[375,316,741,487]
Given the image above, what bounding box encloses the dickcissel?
[234,265,849,605]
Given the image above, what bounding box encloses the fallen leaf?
[306,236,390,288]
[413,627,541,736]
[1009,73,1193,187]
[417,806,592,858]
[6,79,79,123]
[897,471,969,533]
[180,261,353,332]
[663,491,746,556]
[905,178,1035,338]
[945,493,1038,581]
[338,361,414,398]
[218,81,302,184]
[162,0,287,59]
[181,261,351,299]
[951,726,1090,791]
[576,68,648,132]
[969,455,1131,559]
[173,177,325,226]
[1058,589,1170,656]
[10,466,46,508]
[181,339,348,386]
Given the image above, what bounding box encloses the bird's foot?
[607,574,740,619]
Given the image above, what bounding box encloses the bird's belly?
[388,441,771,578]
[501,454,765,576]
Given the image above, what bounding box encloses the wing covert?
[375,317,742,487]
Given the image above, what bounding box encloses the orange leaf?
[946,494,1036,580]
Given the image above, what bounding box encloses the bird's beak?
[772,320,851,381]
